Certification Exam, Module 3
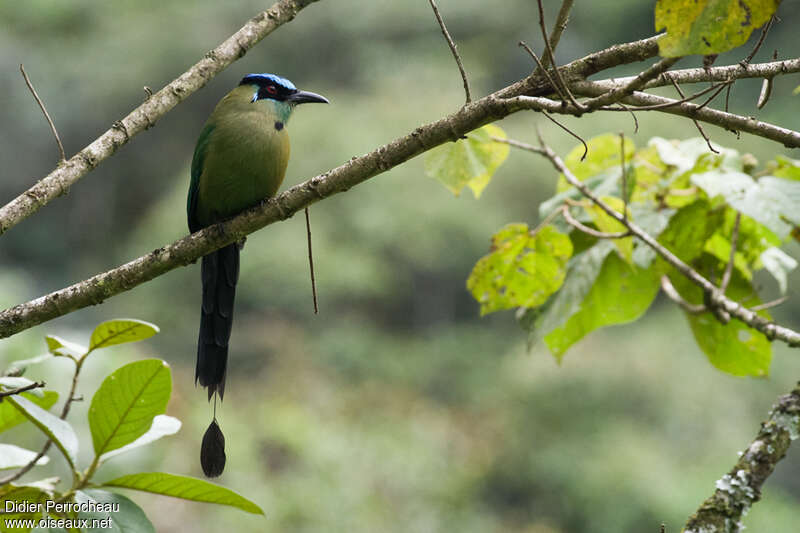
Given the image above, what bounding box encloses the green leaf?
[5,395,78,470]
[703,233,752,280]
[467,224,573,315]
[0,391,58,433]
[655,0,780,56]
[629,204,676,268]
[523,241,616,347]
[89,359,171,457]
[691,171,800,239]
[658,200,721,263]
[557,134,634,192]
[0,444,49,470]
[0,484,50,530]
[424,124,509,198]
[75,489,155,533]
[99,415,181,463]
[45,335,87,358]
[760,247,797,294]
[543,252,660,359]
[88,319,159,353]
[101,472,264,515]
[771,155,800,181]
[587,196,633,263]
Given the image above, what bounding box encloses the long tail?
[196,243,239,401]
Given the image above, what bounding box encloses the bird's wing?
[187,124,216,233]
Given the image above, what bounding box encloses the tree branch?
[0,380,45,400]
[427,0,471,104]
[0,0,322,237]
[684,383,800,532]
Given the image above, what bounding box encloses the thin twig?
[561,205,630,239]
[620,132,628,223]
[582,56,681,111]
[428,0,471,104]
[0,380,45,399]
[20,64,66,163]
[304,207,318,314]
[599,80,728,111]
[741,15,776,66]
[536,0,585,111]
[540,0,575,70]
[668,75,719,153]
[720,213,741,293]
[660,275,707,314]
[750,295,789,312]
[616,103,639,133]
[542,111,588,161]
[519,41,569,103]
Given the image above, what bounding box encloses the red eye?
[266,85,278,95]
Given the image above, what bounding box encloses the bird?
[187,73,328,476]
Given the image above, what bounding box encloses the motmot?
[187,73,328,476]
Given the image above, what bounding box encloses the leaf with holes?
[424,124,509,198]
[655,0,780,56]
[467,224,572,315]
[101,472,264,514]
[89,319,159,353]
[89,359,171,457]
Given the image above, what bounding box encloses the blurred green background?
[2,1,800,531]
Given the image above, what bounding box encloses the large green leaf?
[0,391,58,433]
[523,241,616,347]
[101,472,264,515]
[658,200,721,263]
[89,359,171,457]
[424,124,509,198]
[75,489,155,533]
[655,0,780,56]
[692,171,800,239]
[587,196,633,263]
[759,247,797,294]
[0,444,49,470]
[544,252,661,359]
[0,484,50,532]
[467,224,572,315]
[5,395,78,470]
[88,319,159,353]
[45,334,86,358]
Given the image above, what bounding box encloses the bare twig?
[668,75,719,153]
[582,56,681,110]
[20,64,66,163]
[598,81,729,111]
[0,380,45,400]
[428,0,471,104]
[542,112,588,161]
[620,132,628,222]
[561,205,630,239]
[751,295,789,311]
[519,41,569,103]
[540,0,575,70]
[616,103,639,133]
[660,275,706,314]
[536,0,585,111]
[304,207,318,314]
[741,15,776,66]
[720,213,741,293]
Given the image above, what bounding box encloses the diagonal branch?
[684,383,800,532]
[0,0,322,237]
[20,64,65,163]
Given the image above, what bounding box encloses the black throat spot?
[274,121,284,131]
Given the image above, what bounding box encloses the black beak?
[287,89,329,105]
